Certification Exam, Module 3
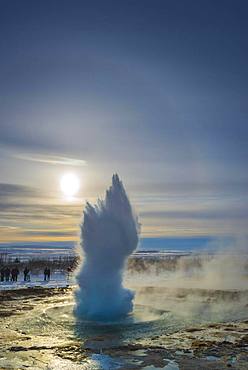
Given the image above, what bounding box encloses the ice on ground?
[48,356,98,369]
[143,361,179,370]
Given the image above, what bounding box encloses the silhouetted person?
[44,267,48,281]
[0,267,4,282]
[4,267,10,282]
[26,270,31,281]
[11,268,15,282]
[23,267,29,282]
[44,267,51,281]
[11,267,19,282]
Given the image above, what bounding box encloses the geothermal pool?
[1,281,248,369]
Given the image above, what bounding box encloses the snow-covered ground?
[0,270,76,290]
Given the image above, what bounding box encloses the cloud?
[140,207,248,220]
[25,230,77,237]
[0,181,247,242]
[13,153,87,166]
[0,183,39,198]
[0,182,83,242]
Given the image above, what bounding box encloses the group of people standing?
[0,266,20,282]
[0,266,51,283]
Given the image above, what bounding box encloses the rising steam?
[75,174,139,320]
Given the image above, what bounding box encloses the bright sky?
[0,0,248,243]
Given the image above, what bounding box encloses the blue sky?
[0,0,248,242]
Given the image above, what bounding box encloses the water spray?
[75,174,139,320]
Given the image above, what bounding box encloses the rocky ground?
[0,287,247,369]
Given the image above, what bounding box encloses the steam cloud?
[75,174,139,320]
[126,238,248,321]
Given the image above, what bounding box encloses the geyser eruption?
[75,174,139,321]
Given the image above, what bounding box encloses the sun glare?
[60,173,80,198]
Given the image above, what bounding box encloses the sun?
[60,173,80,198]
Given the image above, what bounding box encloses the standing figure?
[11,267,19,282]
[0,267,4,282]
[47,268,51,281]
[26,270,31,282]
[4,267,10,282]
[23,267,29,282]
[44,267,48,281]
[11,268,16,282]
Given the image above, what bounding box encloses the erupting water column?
[75,174,139,321]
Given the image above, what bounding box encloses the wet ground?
[0,287,248,369]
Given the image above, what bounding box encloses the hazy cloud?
[0,183,39,198]
[0,183,83,242]
[141,208,248,220]
[13,153,87,166]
